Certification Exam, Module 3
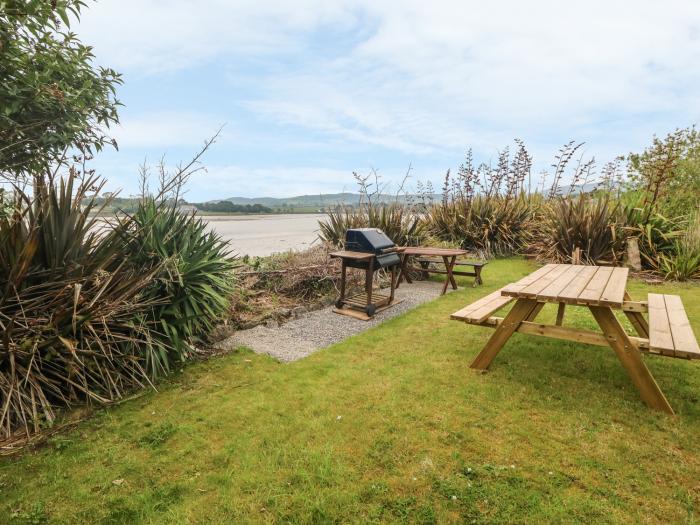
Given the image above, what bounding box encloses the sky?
[75,0,700,201]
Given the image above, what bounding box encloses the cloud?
[240,0,700,159]
[77,0,700,197]
[77,1,358,74]
[200,165,356,199]
[111,111,227,148]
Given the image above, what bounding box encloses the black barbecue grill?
[344,228,402,269]
[329,228,402,318]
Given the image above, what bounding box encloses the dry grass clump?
[229,247,342,328]
[227,246,402,328]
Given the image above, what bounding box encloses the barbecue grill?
[329,228,402,318]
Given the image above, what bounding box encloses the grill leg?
[365,258,374,310]
[336,260,347,309]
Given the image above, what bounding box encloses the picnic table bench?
[397,247,487,295]
[451,263,700,414]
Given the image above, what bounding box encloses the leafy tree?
[627,127,700,220]
[0,0,122,179]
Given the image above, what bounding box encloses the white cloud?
[201,165,356,198]
[77,0,700,195]
[77,0,357,73]
[240,0,700,158]
[110,111,227,148]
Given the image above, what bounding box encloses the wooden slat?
[599,267,629,307]
[329,251,373,260]
[577,266,614,304]
[501,264,558,296]
[467,296,516,324]
[400,247,468,256]
[662,295,700,358]
[451,289,502,317]
[451,289,514,324]
[518,264,572,298]
[648,294,674,354]
[536,265,585,300]
[557,266,598,303]
[480,316,651,352]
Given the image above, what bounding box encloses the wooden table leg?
[555,303,566,326]
[389,265,397,303]
[526,302,545,322]
[442,255,458,295]
[623,291,649,337]
[396,254,411,288]
[589,305,673,414]
[470,299,540,369]
[474,265,483,287]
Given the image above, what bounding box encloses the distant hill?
[221,193,418,208]
[218,184,599,209]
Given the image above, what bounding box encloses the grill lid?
[345,228,395,253]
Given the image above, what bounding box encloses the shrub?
[0,142,236,438]
[425,194,533,257]
[657,213,700,280]
[622,202,686,272]
[319,203,425,248]
[118,198,236,375]
[534,194,625,264]
[0,171,163,439]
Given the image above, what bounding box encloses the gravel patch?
[215,281,457,362]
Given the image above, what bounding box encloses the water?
[201,214,325,257]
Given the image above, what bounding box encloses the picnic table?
[397,247,487,295]
[451,264,700,414]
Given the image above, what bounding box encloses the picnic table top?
[501,263,630,308]
[398,246,469,256]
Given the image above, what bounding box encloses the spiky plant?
[119,198,236,373]
[0,170,164,439]
[657,212,700,280]
[318,203,425,248]
[424,194,533,257]
[536,194,625,264]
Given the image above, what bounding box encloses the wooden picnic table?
[396,247,487,295]
[451,264,700,414]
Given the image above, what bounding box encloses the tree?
[0,0,122,179]
[628,127,700,219]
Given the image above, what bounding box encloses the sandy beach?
[201,213,325,257]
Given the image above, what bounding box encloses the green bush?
[534,194,625,264]
[0,171,163,439]
[658,214,700,280]
[120,199,236,375]
[0,168,236,439]
[318,203,425,248]
[425,194,533,257]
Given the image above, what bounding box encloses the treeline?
[194,201,272,213]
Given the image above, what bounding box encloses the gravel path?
[215,281,456,362]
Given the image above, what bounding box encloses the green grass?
[2,258,700,524]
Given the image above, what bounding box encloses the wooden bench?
[648,293,700,359]
[450,288,514,324]
[416,258,487,286]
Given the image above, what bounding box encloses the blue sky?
[76,1,700,201]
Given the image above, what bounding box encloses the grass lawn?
[2,258,700,524]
